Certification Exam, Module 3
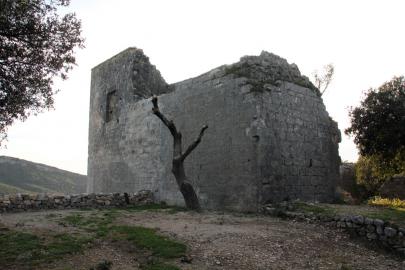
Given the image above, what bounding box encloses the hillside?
[0,156,87,194]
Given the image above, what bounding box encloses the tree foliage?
[345,76,405,157]
[355,151,405,196]
[0,0,84,142]
[347,76,405,197]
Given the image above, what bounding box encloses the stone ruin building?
[87,47,341,211]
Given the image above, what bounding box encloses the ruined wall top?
[92,47,172,99]
[229,51,318,93]
[93,48,320,99]
[173,50,319,96]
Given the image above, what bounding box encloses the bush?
[355,150,405,198]
[368,196,405,209]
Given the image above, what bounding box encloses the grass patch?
[78,207,93,211]
[45,233,91,259]
[0,230,89,266]
[293,202,337,217]
[295,201,405,225]
[361,207,405,223]
[111,226,186,259]
[124,203,187,214]
[62,213,86,226]
[45,213,58,219]
[61,210,186,259]
[318,203,405,226]
[0,231,42,264]
[62,210,119,237]
[2,207,188,268]
[63,210,118,226]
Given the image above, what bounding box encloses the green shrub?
[355,150,405,198]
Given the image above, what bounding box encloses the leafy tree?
[345,76,405,157]
[355,152,405,197]
[0,0,84,142]
[346,76,405,197]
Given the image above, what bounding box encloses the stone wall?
[379,175,405,200]
[0,190,153,212]
[87,48,172,194]
[263,203,405,256]
[88,48,340,211]
[338,162,357,195]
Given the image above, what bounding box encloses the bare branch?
[313,63,334,96]
[151,95,205,211]
[151,95,178,137]
[181,125,208,161]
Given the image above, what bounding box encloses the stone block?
[366,232,378,240]
[384,227,397,238]
[357,227,366,236]
[373,219,384,227]
[351,215,364,225]
[364,218,374,225]
[366,224,375,233]
[376,226,384,235]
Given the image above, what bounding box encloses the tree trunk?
[151,95,207,211]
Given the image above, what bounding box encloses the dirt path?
[0,209,403,270]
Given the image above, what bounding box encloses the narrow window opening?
[106,90,117,122]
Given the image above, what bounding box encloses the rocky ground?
[0,208,403,270]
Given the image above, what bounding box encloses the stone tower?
[87,48,341,211]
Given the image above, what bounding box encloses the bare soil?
[0,209,404,270]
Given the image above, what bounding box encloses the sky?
[2,0,405,174]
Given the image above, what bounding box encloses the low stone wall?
[263,203,405,257]
[379,175,405,200]
[0,190,153,212]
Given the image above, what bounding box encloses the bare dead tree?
[151,95,208,211]
[313,63,335,96]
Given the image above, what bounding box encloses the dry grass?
[368,196,405,208]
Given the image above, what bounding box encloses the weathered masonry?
[87,48,341,211]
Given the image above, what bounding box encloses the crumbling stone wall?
[87,48,340,211]
[379,175,405,199]
[262,203,405,256]
[0,191,153,212]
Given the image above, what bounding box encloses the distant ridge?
[0,156,87,195]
